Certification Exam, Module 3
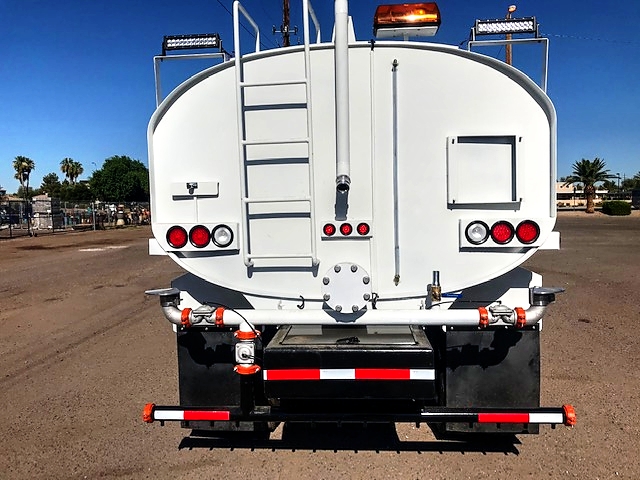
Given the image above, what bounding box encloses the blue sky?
[1,0,639,192]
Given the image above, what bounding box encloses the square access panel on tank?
[446,135,523,207]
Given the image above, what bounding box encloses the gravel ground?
[1,215,639,479]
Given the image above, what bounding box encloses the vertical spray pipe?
[392,59,400,286]
[334,0,351,193]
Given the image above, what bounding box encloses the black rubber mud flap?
[443,326,540,434]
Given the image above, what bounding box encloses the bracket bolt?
[335,305,343,312]
[352,305,359,312]
[363,293,371,301]
[323,293,331,301]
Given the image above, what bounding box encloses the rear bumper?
[143,403,577,427]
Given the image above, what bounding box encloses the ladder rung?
[242,138,309,146]
[247,253,315,260]
[240,80,307,88]
[243,197,311,204]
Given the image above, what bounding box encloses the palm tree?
[70,161,84,184]
[60,157,74,183]
[563,158,613,213]
[13,156,36,192]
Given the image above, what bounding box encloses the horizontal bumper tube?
[143,403,577,427]
[159,305,549,327]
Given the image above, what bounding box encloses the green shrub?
[601,200,631,216]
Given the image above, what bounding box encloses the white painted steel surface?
[149,42,556,307]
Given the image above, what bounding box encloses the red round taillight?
[516,220,540,244]
[356,222,370,235]
[340,223,353,236]
[166,226,188,249]
[189,225,211,248]
[323,223,336,236]
[490,221,515,244]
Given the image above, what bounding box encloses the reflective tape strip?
[263,368,435,381]
[264,369,320,380]
[356,368,409,380]
[154,410,185,421]
[153,410,230,421]
[320,369,355,380]
[529,413,564,424]
[409,368,436,380]
[478,413,529,424]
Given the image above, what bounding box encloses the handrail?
[233,1,261,54]
[306,0,322,44]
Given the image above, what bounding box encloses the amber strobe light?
[374,3,441,38]
[167,226,188,248]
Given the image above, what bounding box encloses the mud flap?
[444,326,540,434]
[177,329,268,433]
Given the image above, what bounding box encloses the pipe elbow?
[161,304,184,326]
[525,305,546,325]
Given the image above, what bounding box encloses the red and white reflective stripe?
[263,368,435,381]
[478,412,564,424]
[153,409,231,422]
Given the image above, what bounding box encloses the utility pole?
[272,0,290,47]
[282,0,290,47]
[505,5,516,65]
[274,0,296,47]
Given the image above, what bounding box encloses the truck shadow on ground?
[179,423,521,454]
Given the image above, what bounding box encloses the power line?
[213,0,278,50]
[542,32,640,46]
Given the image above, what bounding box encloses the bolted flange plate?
[321,263,371,313]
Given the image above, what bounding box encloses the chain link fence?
[0,199,150,239]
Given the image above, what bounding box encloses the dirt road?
[1,216,639,479]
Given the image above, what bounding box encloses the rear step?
[143,404,577,427]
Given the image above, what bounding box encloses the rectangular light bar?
[475,17,537,36]
[162,33,221,55]
[374,3,441,38]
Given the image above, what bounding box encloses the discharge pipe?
[334,0,351,193]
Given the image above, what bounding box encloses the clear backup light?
[465,221,489,245]
[189,225,211,248]
[212,224,234,248]
[516,220,540,244]
[491,221,515,244]
[167,226,188,249]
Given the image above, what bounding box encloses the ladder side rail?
[302,0,319,266]
[233,0,252,266]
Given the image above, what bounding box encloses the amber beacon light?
[374,3,441,38]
